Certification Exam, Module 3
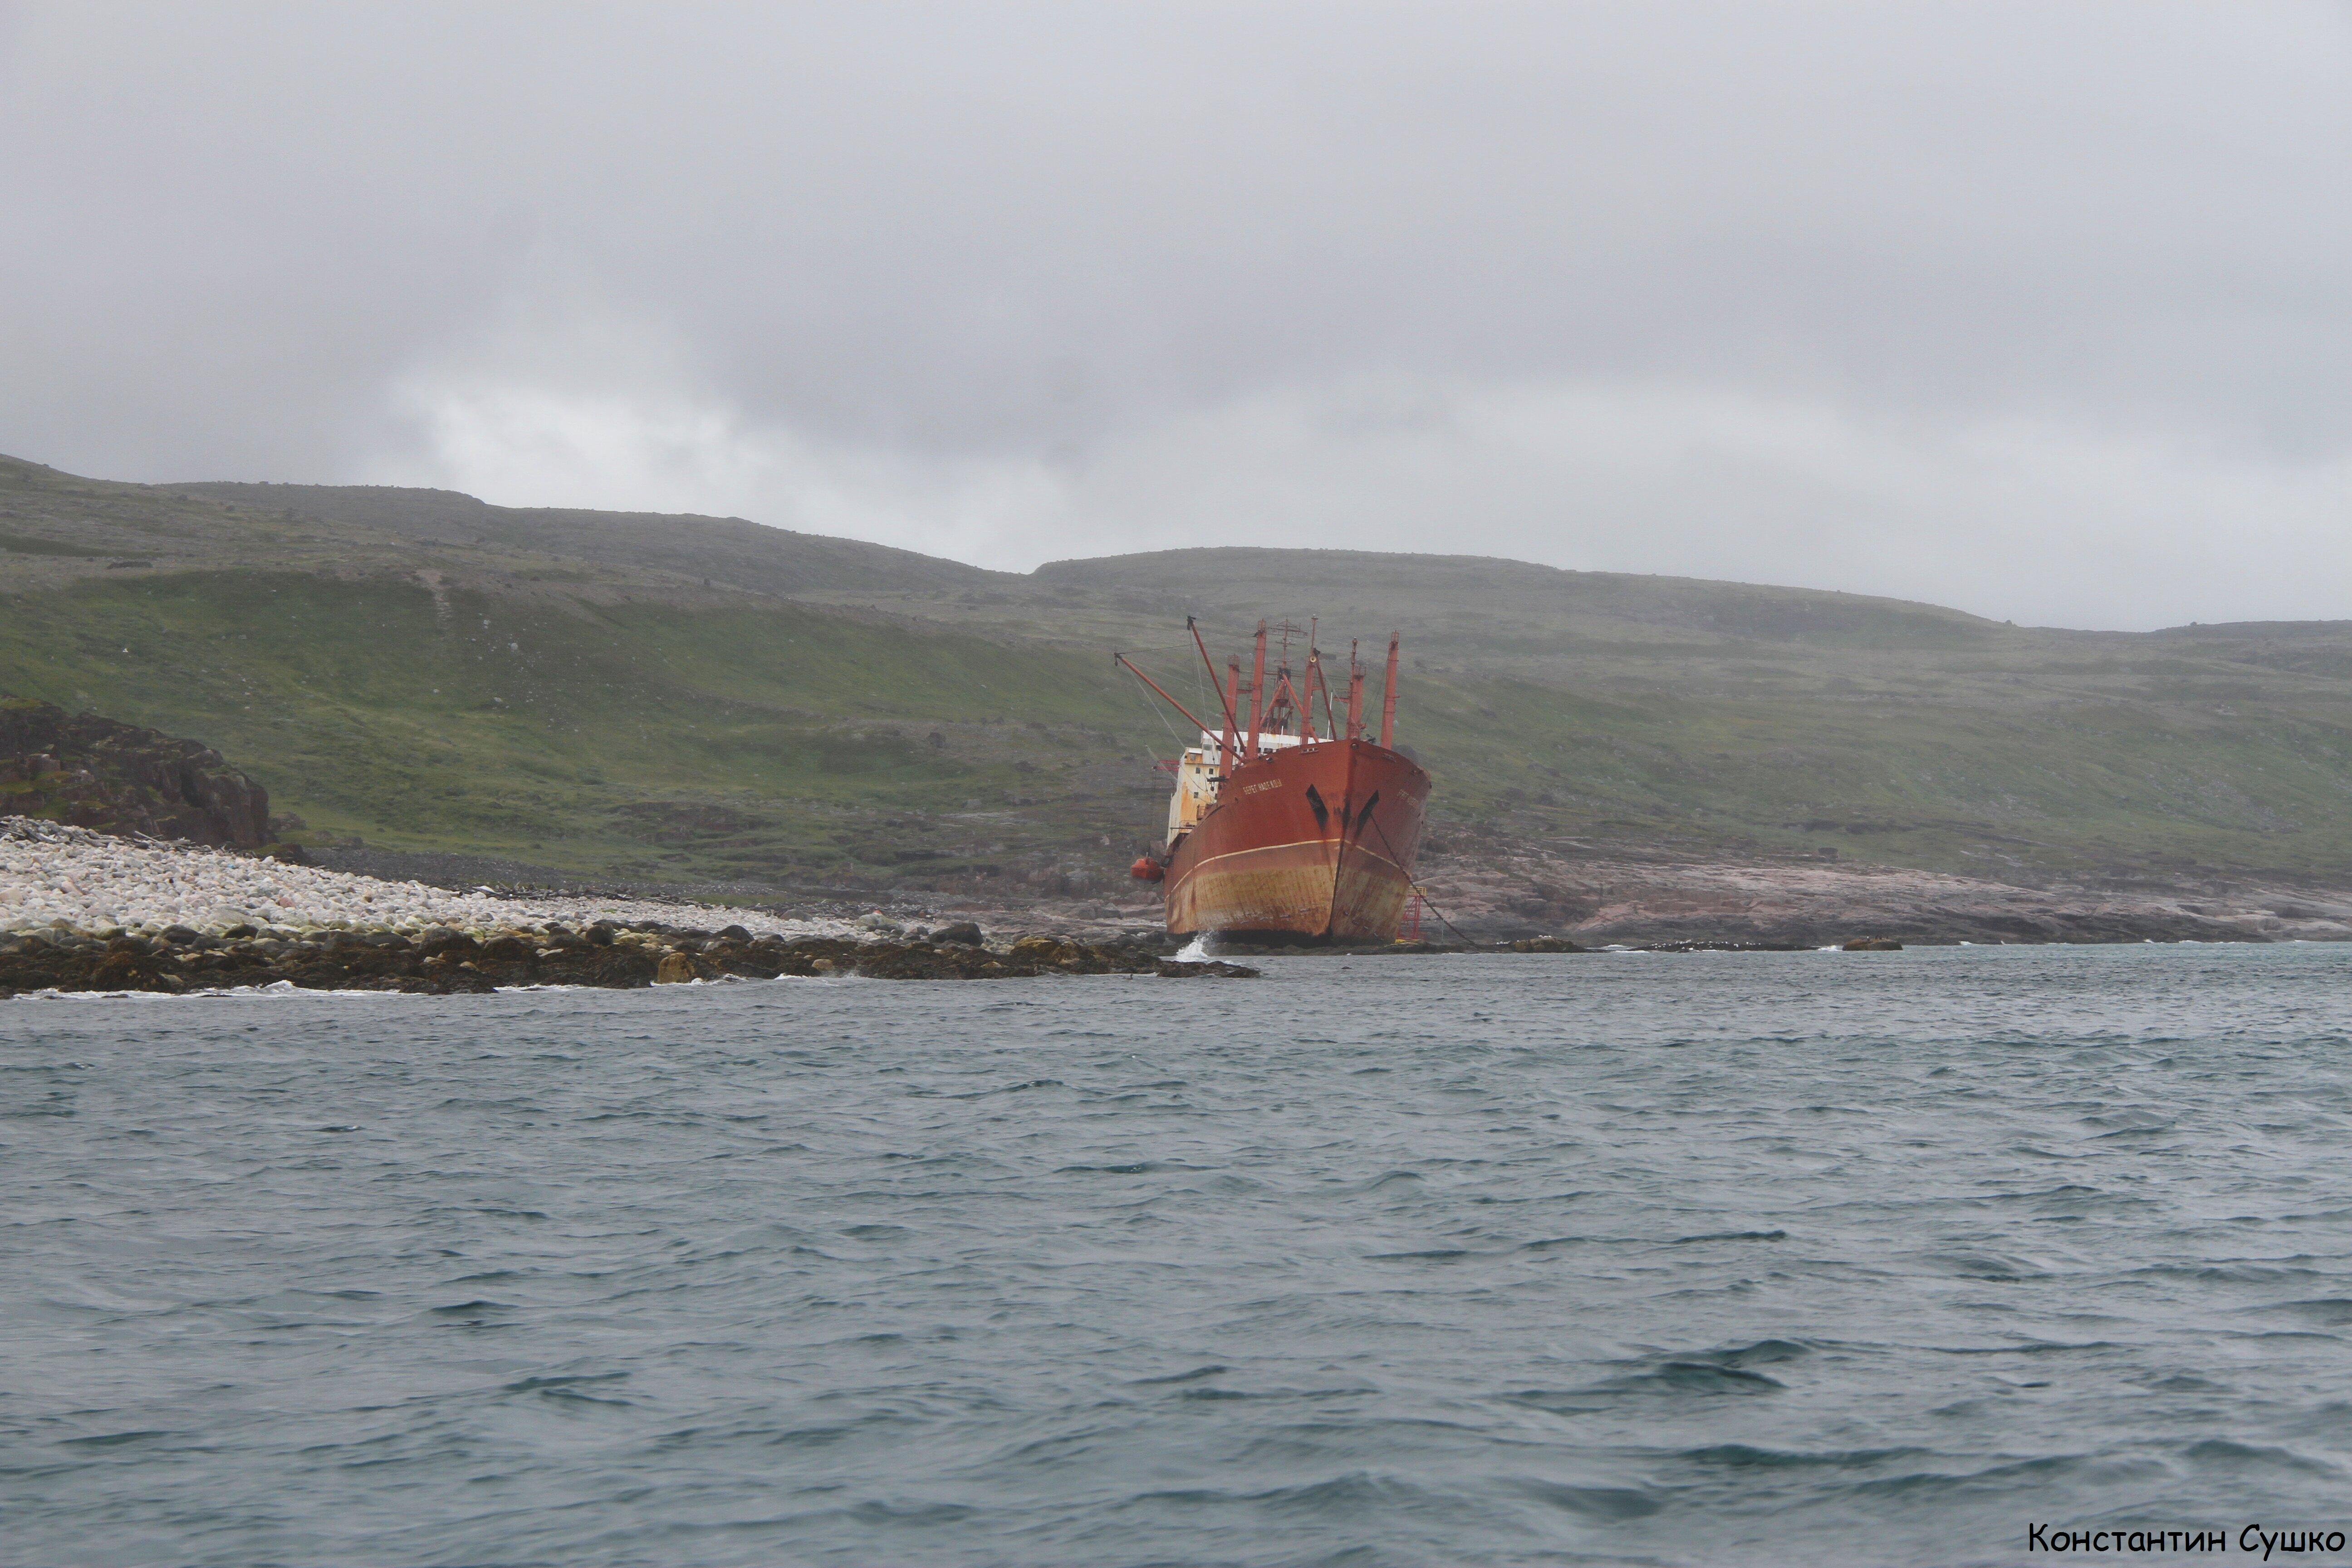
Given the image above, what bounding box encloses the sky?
[3,1,2348,631]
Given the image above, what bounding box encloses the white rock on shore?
[0,817,863,940]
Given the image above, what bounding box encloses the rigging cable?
[1116,644,1197,785]
[1367,813,1479,948]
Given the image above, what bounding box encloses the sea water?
[5,946,2351,1567]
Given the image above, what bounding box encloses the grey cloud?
[3,1,2349,627]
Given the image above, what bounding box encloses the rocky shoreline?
[1408,842,2352,946]
[784,842,2352,951]
[16,807,2352,1000]
[0,816,1257,996]
[0,921,1254,998]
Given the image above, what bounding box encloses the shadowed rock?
[0,697,270,847]
[0,927,1258,996]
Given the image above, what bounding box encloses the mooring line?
[1367,814,1478,948]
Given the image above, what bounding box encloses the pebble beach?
[0,817,861,941]
[0,817,1240,995]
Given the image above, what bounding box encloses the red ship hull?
[1164,739,1430,942]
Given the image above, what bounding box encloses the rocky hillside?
[9,451,2352,923]
[0,696,272,848]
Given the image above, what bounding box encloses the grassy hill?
[174,480,1011,598]
[8,451,2352,899]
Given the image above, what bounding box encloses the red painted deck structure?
[1120,620,1431,944]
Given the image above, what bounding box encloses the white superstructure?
[1165,730,1303,839]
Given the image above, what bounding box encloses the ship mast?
[1380,632,1401,749]
[1346,640,1364,740]
[1262,619,1305,740]
[1247,621,1267,758]
[1185,617,1244,767]
[1117,620,1407,785]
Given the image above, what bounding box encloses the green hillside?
[174,479,1011,598]
[0,569,1176,894]
[8,452,2352,897]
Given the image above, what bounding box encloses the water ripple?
[6,944,2352,1565]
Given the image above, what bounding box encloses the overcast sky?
[4,2,2348,629]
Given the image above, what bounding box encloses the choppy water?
[7,946,2352,1567]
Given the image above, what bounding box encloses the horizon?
[7,446,2321,639]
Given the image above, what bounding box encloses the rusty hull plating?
[1164,736,1429,941]
[1121,621,1431,944]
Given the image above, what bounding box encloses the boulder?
[858,943,1028,979]
[1153,959,1261,978]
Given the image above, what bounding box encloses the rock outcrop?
[0,698,270,847]
[0,921,1257,996]
[1410,842,2352,946]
